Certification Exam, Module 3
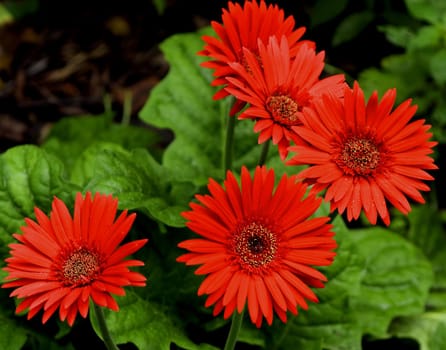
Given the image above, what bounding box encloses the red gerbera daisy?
[2,192,148,326]
[199,0,313,115]
[287,82,438,226]
[225,35,346,160]
[177,166,336,328]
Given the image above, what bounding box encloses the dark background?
[0,0,405,151]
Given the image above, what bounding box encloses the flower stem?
[122,90,132,126]
[223,114,236,175]
[258,140,270,166]
[93,304,119,350]
[224,309,245,350]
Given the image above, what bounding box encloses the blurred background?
[0,0,409,149]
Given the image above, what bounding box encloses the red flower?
[2,192,148,326]
[287,82,438,226]
[177,166,336,327]
[199,0,312,115]
[225,36,346,160]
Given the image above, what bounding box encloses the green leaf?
[0,145,78,258]
[308,0,349,27]
[70,142,128,187]
[358,54,429,109]
[0,0,38,26]
[379,25,414,48]
[348,226,433,337]
[139,29,222,185]
[139,29,292,187]
[332,11,375,46]
[80,144,197,227]
[152,0,166,15]
[0,314,27,350]
[42,114,161,177]
[266,217,364,350]
[404,0,446,25]
[432,103,446,142]
[390,311,446,350]
[429,49,446,85]
[407,25,442,52]
[267,217,433,349]
[90,291,218,350]
[396,204,446,310]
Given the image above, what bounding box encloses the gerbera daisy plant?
[287,82,438,226]
[199,0,313,116]
[2,192,147,349]
[225,35,346,160]
[0,0,441,349]
[177,166,336,345]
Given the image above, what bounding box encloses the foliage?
[0,1,444,349]
[0,0,38,26]
[358,0,446,142]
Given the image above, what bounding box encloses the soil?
[0,0,400,152]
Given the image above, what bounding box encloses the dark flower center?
[267,95,300,126]
[336,136,381,176]
[234,221,277,268]
[62,247,100,286]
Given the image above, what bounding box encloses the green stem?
[122,90,132,125]
[103,93,113,119]
[93,303,119,350]
[258,140,270,166]
[272,318,291,350]
[223,115,236,175]
[224,309,245,350]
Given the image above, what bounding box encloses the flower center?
[62,247,100,286]
[267,95,300,126]
[336,136,381,176]
[234,221,277,269]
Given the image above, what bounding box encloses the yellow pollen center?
[62,247,100,286]
[234,221,277,268]
[267,95,300,126]
[336,136,381,176]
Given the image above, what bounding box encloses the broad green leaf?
[358,56,429,111]
[381,53,429,77]
[429,49,446,85]
[80,144,197,227]
[358,66,424,104]
[139,29,223,185]
[0,145,78,257]
[348,226,433,337]
[404,0,446,25]
[42,114,161,176]
[332,11,374,46]
[70,142,128,187]
[397,204,446,310]
[266,217,364,350]
[390,311,446,350]
[139,29,293,187]
[0,314,27,350]
[267,217,433,349]
[308,0,349,27]
[407,25,442,52]
[379,25,414,48]
[90,291,218,350]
